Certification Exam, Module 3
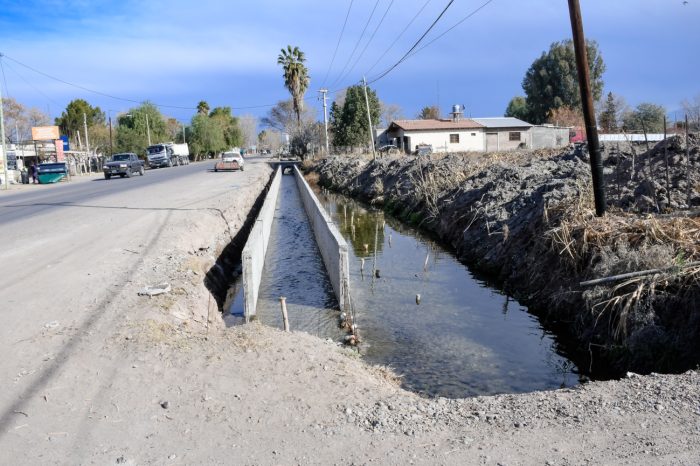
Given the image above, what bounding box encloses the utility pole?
[108,116,113,157]
[16,122,24,164]
[83,113,91,173]
[319,88,330,155]
[145,113,151,146]
[0,74,8,189]
[182,123,186,143]
[568,0,606,217]
[362,77,376,161]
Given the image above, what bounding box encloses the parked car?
[378,144,399,155]
[214,151,245,172]
[414,144,433,157]
[103,153,145,179]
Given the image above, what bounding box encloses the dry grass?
[544,181,700,340]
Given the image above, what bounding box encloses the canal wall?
[294,166,351,312]
[309,150,700,377]
[242,166,282,320]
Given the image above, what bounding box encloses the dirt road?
[1,157,698,465]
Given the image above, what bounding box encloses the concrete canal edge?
[294,165,351,313]
[242,166,282,320]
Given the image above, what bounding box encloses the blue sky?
[0,0,698,126]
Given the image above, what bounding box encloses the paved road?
[0,158,270,447]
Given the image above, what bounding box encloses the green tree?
[188,114,227,159]
[55,99,105,143]
[209,107,244,148]
[277,45,309,126]
[522,39,605,124]
[331,84,381,147]
[417,105,440,119]
[622,103,666,133]
[504,96,530,121]
[197,101,210,116]
[598,92,618,132]
[114,102,167,154]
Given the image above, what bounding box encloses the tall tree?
[522,39,605,124]
[277,45,310,126]
[417,105,440,120]
[55,99,105,143]
[622,103,666,133]
[189,114,227,159]
[114,102,167,154]
[331,84,381,147]
[209,107,243,148]
[504,96,530,121]
[238,115,258,148]
[598,92,618,132]
[681,94,700,131]
[197,101,210,116]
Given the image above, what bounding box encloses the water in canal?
[230,174,581,398]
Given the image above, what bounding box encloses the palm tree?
[197,101,210,116]
[277,45,309,126]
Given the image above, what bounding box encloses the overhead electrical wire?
[333,0,395,87]
[320,0,355,89]
[1,58,63,108]
[368,0,456,85]
[328,0,382,89]
[363,0,433,77]
[407,0,496,59]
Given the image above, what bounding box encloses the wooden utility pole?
[362,77,377,161]
[568,0,606,216]
[0,66,8,190]
[108,116,113,157]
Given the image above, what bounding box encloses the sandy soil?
[1,158,699,465]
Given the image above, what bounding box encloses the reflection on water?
[255,175,344,339]
[318,189,581,398]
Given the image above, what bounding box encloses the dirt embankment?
[309,142,700,376]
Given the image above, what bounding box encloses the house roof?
[389,119,484,131]
[471,117,532,128]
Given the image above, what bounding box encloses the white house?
[386,119,485,153]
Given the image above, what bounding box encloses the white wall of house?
[391,129,485,153]
[484,128,532,152]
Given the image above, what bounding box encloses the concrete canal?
[227,170,582,398]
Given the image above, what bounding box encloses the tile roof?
[390,119,484,131]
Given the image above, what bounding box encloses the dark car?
[103,153,145,179]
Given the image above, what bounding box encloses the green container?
[37,162,68,184]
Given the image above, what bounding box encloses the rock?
[160,401,170,409]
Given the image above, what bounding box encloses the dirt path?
[1,157,698,465]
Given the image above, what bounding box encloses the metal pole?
[568,0,606,216]
[362,77,377,161]
[83,113,91,173]
[320,88,330,155]
[0,78,8,189]
[145,113,151,146]
[182,123,186,143]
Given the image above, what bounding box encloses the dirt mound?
[310,150,700,376]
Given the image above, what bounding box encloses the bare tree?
[681,94,700,131]
[380,102,403,128]
[238,114,258,149]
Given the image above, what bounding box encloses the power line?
[1,58,63,109]
[368,0,456,85]
[333,0,395,87]
[320,0,355,89]
[363,0,433,77]
[1,53,197,110]
[407,0,496,59]
[329,0,382,89]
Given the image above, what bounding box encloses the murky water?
[316,190,581,398]
[228,174,581,397]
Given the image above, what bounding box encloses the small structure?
[472,117,533,151]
